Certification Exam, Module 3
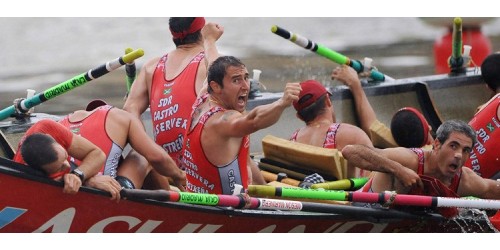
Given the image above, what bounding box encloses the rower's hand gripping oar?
[0,49,145,121]
[271,25,393,82]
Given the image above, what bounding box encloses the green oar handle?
[248,185,347,201]
[310,177,368,190]
[124,47,137,92]
[0,48,145,121]
[271,25,386,82]
[451,17,463,60]
[449,17,465,72]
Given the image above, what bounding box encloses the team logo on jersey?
[70,128,80,134]
[163,88,172,95]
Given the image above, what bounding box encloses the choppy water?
[1,17,500,114]
[2,17,500,82]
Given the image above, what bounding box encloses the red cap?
[399,107,430,146]
[293,80,331,113]
[86,99,107,111]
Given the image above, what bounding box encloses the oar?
[120,188,437,220]
[0,49,145,121]
[310,177,368,191]
[271,25,391,82]
[121,188,258,209]
[248,186,500,210]
[124,47,137,93]
[449,17,465,73]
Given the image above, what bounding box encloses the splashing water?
[440,209,499,233]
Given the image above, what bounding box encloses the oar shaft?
[271,25,386,82]
[0,49,144,121]
[249,185,500,210]
[120,188,433,220]
[121,189,260,209]
[452,17,463,60]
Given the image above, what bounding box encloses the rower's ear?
[209,80,222,94]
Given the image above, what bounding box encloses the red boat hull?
[0,162,496,233]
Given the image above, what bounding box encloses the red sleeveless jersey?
[361,148,461,194]
[59,105,123,177]
[464,93,500,179]
[181,95,249,195]
[13,119,73,165]
[150,52,205,167]
[290,123,341,148]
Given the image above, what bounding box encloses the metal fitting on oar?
[276,173,287,182]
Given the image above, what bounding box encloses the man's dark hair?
[481,53,500,92]
[391,109,427,148]
[169,17,202,46]
[207,56,245,93]
[435,119,477,146]
[297,94,328,123]
[20,133,58,171]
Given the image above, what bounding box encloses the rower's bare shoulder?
[142,56,162,74]
[383,147,419,169]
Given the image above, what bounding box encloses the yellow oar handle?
[125,47,134,54]
[122,48,145,64]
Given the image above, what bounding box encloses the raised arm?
[202,22,223,71]
[198,22,224,96]
[214,82,301,138]
[332,65,377,137]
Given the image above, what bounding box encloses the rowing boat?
[0,68,498,233]
[0,140,496,232]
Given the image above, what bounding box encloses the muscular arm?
[336,123,373,149]
[213,82,301,138]
[125,111,186,191]
[458,167,500,199]
[341,145,423,190]
[196,22,224,96]
[63,134,108,196]
[248,153,266,185]
[67,134,106,181]
[332,65,377,138]
[123,58,159,119]
[202,22,223,71]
